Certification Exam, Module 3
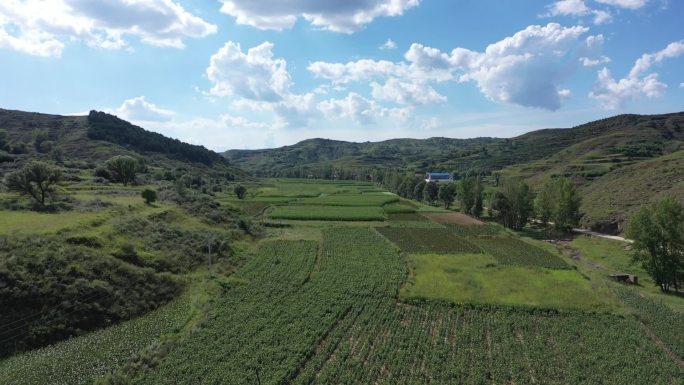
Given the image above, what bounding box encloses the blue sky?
[0,0,682,150]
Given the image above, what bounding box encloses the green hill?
[0,109,246,179]
[224,112,684,232]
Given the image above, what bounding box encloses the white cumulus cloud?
[218,0,420,33]
[206,41,291,102]
[590,40,684,109]
[0,0,216,57]
[318,92,410,125]
[371,78,446,105]
[108,96,175,122]
[544,0,613,25]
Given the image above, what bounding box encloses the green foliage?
[33,130,49,153]
[50,146,64,164]
[233,184,247,199]
[422,181,438,204]
[375,227,482,254]
[134,229,405,384]
[270,205,385,221]
[447,223,504,237]
[614,286,684,358]
[458,175,484,217]
[0,293,192,385]
[437,182,456,209]
[87,111,224,166]
[536,178,581,231]
[412,180,426,200]
[468,236,569,269]
[383,202,418,214]
[105,155,137,186]
[627,197,684,292]
[4,161,61,207]
[490,180,534,229]
[0,129,8,151]
[141,189,157,205]
[0,235,181,357]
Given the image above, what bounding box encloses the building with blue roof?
[425,172,453,183]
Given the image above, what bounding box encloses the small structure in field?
[425,172,453,183]
[609,273,638,284]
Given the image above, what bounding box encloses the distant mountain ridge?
[224,112,684,233]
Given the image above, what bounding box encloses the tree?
[423,182,439,205]
[458,176,484,217]
[491,180,533,229]
[413,181,426,201]
[627,198,684,292]
[234,184,247,199]
[535,178,581,231]
[4,161,61,207]
[141,189,157,205]
[555,178,581,231]
[105,155,137,186]
[438,183,456,209]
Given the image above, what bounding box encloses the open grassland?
[570,236,684,313]
[469,236,569,269]
[0,291,193,385]
[300,193,398,206]
[401,253,614,311]
[269,205,385,221]
[375,227,481,254]
[0,210,106,235]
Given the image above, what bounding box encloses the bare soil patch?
[422,212,484,225]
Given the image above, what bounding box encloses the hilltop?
[0,109,246,179]
[225,112,684,232]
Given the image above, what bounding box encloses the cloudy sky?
[1,0,682,151]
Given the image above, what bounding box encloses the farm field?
[375,227,482,253]
[401,253,614,310]
[269,204,386,221]
[1,178,683,384]
[469,236,569,269]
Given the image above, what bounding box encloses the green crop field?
[299,193,399,206]
[402,253,613,310]
[387,213,429,221]
[447,223,505,236]
[469,236,569,269]
[375,227,482,254]
[269,205,386,221]
[382,201,419,213]
[0,292,193,385]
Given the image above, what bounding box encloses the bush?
[142,189,157,205]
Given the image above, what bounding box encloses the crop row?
[382,202,418,214]
[469,236,569,269]
[447,223,504,236]
[614,286,684,358]
[299,193,399,207]
[133,229,405,384]
[375,227,482,254]
[269,205,386,221]
[0,292,192,385]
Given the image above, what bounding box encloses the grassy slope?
[0,108,245,178]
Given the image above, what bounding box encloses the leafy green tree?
[491,180,534,229]
[535,180,554,224]
[555,178,581,231]
[4,161,61,207]
[50,146,64,164]
[423,182,439,205]
[458,176,484,217]
[627,198,684,292]
[33,130,49,153]
[438,183,456,209]
[141,189,157,205]
[105,155,137,186]
[413,181,426,201]
[234,184,247,199]
[535,178,581,231]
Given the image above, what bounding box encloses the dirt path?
[571,228,633,243]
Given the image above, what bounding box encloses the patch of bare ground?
[422,212,484,225]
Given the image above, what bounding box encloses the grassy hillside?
[0,109,246,179]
